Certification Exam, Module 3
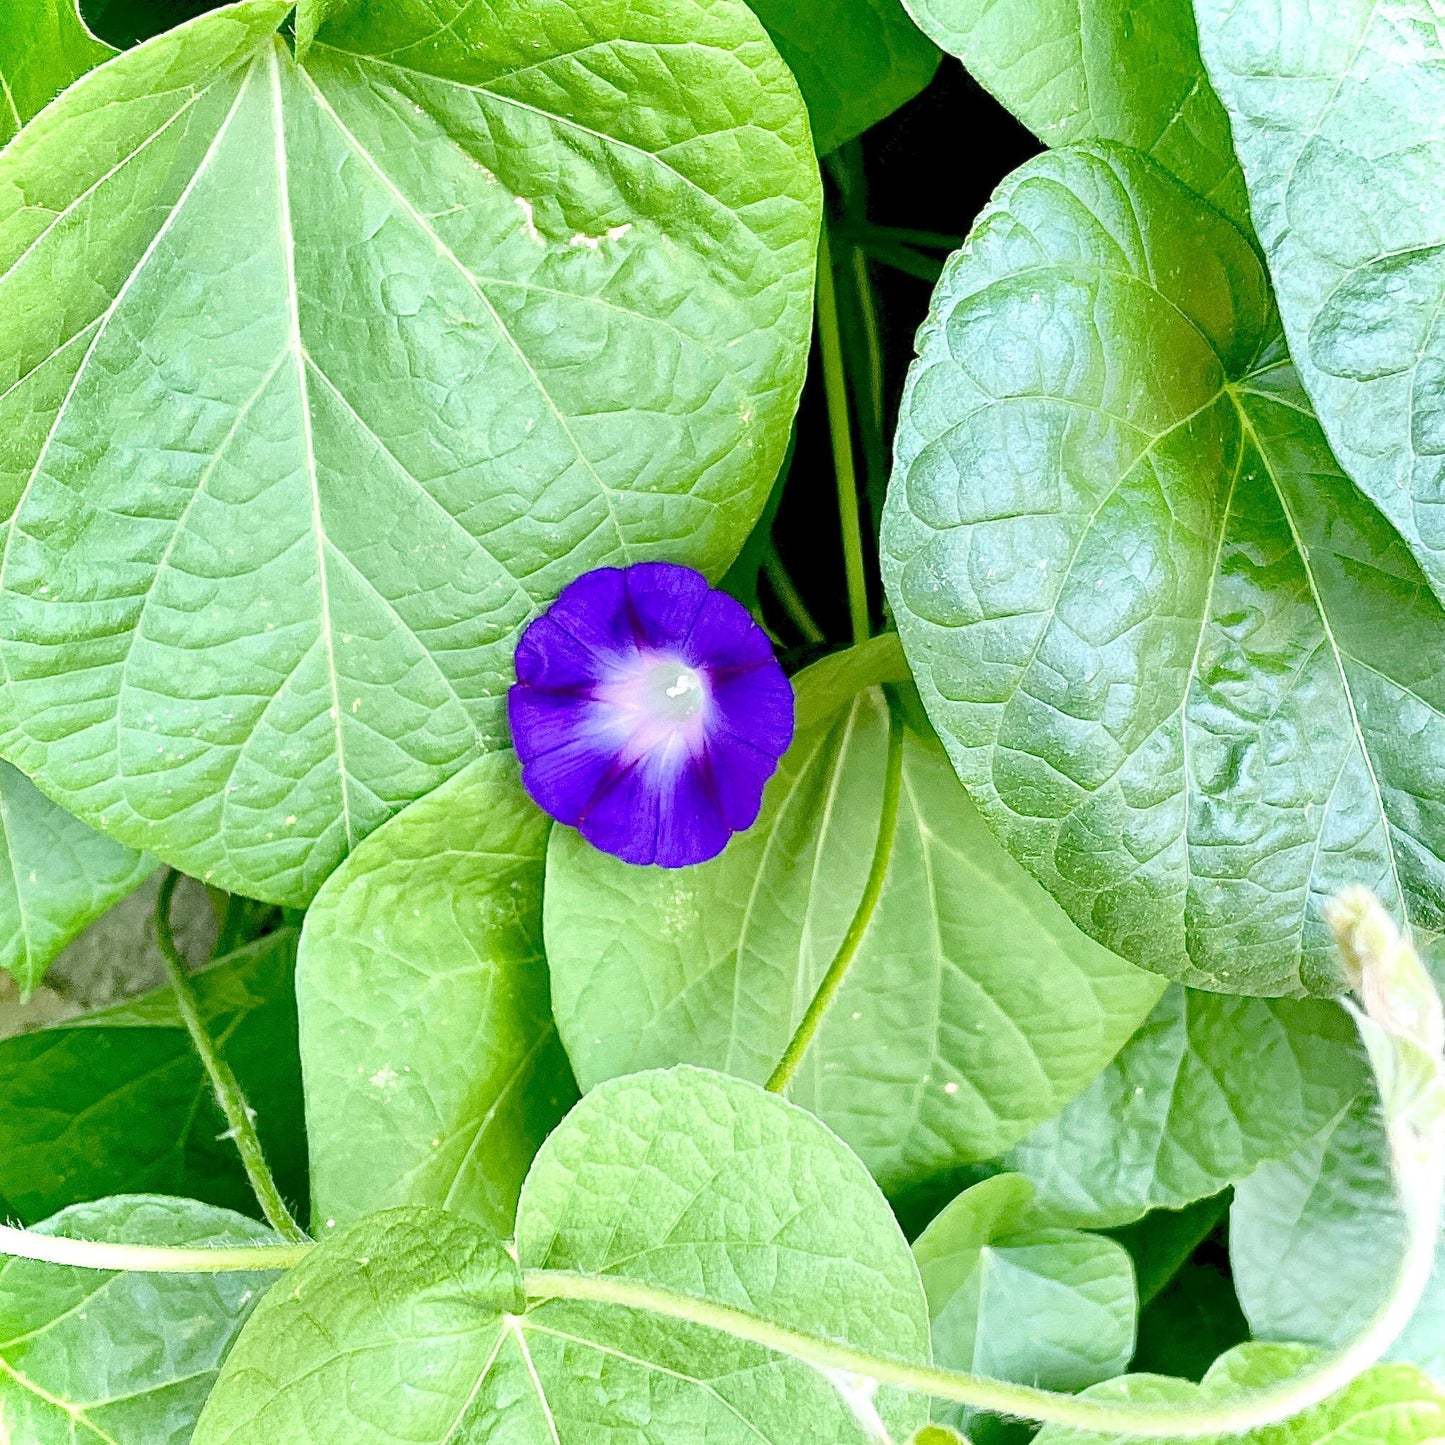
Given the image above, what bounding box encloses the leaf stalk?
[766,697,904,1092]
[818,221,872,646]
[155,870,308,1244]
[0,889,1436,1444]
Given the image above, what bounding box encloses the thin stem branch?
[523,1207,1436,1439]
[767,699,904,1093]
[0,1224,310,1274]
[817,222,870,647]
[155,871,307,1244]
[762,544,825,645]
[0,890,1434,1445]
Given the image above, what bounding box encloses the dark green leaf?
[545,636,1162,1194]
[748,0,939,155]
[0,1194,280,1445]
[1131,1253,1249,1384]
[0,928,306,1224]
[297,748,576,1238]
[1106,1191,1230,1307]
[196,1067,932,1443]
[882,142,1445,994]
[0,0,820,904]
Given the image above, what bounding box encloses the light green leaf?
[297,748,576,1238]
[882,141,1445,996]
[0,1194,280,1445]
[0,0,820,905]
[1032,1342,1445,1445]
[291,0,332,60]
[545,636,1162,1194]
[0,928,307,1225]
[0,0,113,146]
[901,0,1248,228]
[1004,985,1366,1227]
[748,0,939,155]
[195,1067,932,1444]
[0,760,153,994]
[1231,1092,1445,1385]
[1194,0,1445,606]
[914,1174,1136,1406]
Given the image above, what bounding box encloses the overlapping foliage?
[2,0,1444,1441]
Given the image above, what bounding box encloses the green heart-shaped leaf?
[297,748,576,1238]
[883,142,1445,994]
[0,0,820,904]
[544,636,1161,1193]
[195,1067,932,1443]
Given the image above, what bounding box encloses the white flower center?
[645,660,707,723]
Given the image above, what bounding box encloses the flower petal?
[509,562,795,868]
[683,589,778,672]
[579,764,660,866]
[654,759,732,867]
[540,568,640,659]
[623,562,712,649]
[711,658,795,762]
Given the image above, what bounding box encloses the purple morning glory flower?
[508,563,795,867]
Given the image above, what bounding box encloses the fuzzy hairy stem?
[0,888,1437,1442]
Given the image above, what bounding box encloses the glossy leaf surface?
[196,1067,931,1443]
[297,749,576,1237]
[1195,0,1445,604]
[0,0,820,904]
[0,1195,279,1445]
[883,143,1445,995]
[1005,985,1364,1227]
[546,637,1161,1192]
[902,0,1247,227]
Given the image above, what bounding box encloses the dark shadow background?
[770,60,1041,649]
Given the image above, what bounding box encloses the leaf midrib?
[1230,384,1408,922]
[293,57,628,561]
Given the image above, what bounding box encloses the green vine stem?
[817,221,871,646]
[763,543,825,645]
[155,870,308,1244]
[0,1226,310,1274]
[0,888,1437,1443]
[765,697,904,1093]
